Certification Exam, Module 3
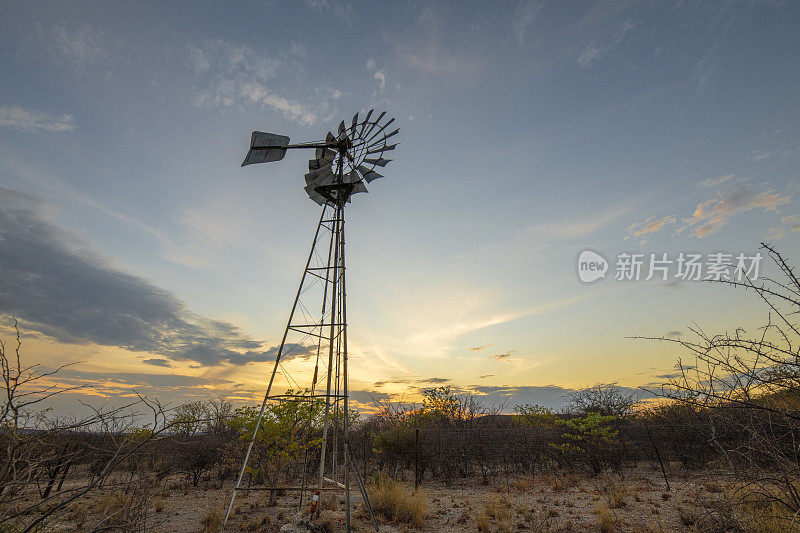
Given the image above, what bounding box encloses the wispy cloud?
[389,7,484,76]
[577,19,634,68]
[0,106,76,133]
[184,39,325,125]
[536,201,637,240]
[142,358,173,368]
[492,349,518,361]
[374,71,387,91]
[767,213,800,238]
[625,215,676,241]
[513,0,545,46]
[697,174,734,188]
[747,149,777,162]
[301,0,352,20]
[417,377,450,384]
[51,25,109,70]
[679,184,792,238]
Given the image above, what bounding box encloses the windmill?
[222,111,398,532]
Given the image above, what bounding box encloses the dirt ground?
[45,462,731,532]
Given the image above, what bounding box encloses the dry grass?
[474,510,491,532]
[510,476,536,492]
[484,494,511,522]
[736,501,800,533]
[602,476,627,509]
[523,506,556,531]
[200,508,222,533]
[368,475,427,528]
[594,502,617,533]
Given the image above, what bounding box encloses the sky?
[1,1,799,415]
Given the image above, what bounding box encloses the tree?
[641,243,800,522]
[227,389,322,504]
[0,321,174,532]
[565,384,639,418]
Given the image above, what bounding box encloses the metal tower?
[222,112,398,532]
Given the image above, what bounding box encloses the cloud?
[417,377,450,384]
[782,214,800,232]
[577,43,603,69]
[142,358,173,368]
[301,0,352,20]
[625,215,676,241]
[477,374,494,379]
[470,344,491,351]
[52,25,108,69]
[679,184,792,238]
[374,71,386,91]
[0,106,76,133]
[366,58,375,71]
[697,174,734,188]
[748,150,777,162]
[373,379,411,388]
[184,39,322,125]
[577,19,634,68]
[513,0,545,46]
[349,389,395,406]
[493,350,517,361]
[388,7,484,76]
[468,384,652,410]
[536,201,637,239]
[768,213,800,238]
[0,189,311,366]
[238,82,317,126]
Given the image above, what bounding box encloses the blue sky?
[1,1,799,413]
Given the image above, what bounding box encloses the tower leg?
[221,206,330,532]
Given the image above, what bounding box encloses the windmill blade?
[315,146,336,162]
[343,170,362,184]
[326,131,335,144]
[364,118,395,145]
[360,112,386,141]
[381,128,400,143]
[362,170,383,183]
[363,157,391,167]
[304,185,327,206]
[338,120,346,137]
[359,109,374,136]
[367,130,399,149]
[366,143,398,155]
[351,113,359,130]
[308,165,335,184]
[242,132,290,166]
[346,181,368,203]
[355,163,383,182]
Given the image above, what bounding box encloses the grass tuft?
[368,475,427,528]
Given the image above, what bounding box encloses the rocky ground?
[40,463,734,532]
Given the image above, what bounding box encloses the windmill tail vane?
[224,111,397,532]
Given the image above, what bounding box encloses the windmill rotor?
[242,110,398,206]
